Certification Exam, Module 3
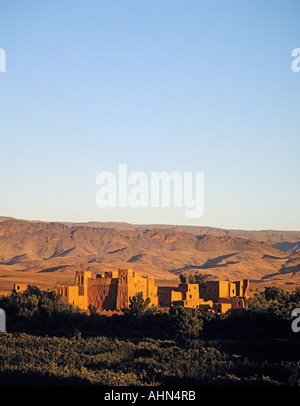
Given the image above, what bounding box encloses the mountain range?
[0,217,299,292]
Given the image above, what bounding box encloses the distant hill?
[0,217,299,292]
[64,220,300,249]
[2,217,300,249]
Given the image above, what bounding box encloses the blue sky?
[0,0,299,229]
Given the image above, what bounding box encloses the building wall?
[13,283,29,293]
[172,298,213,309]
[178,283,200,301]
[217,297,245,309]
[204,281,236,301]
[75,271,91,310]
[118,269,158,310]
[88,276,119,311]
[203,280,249,301]
[214,303,232,313]
[171,290,182,303]
[203,279,249,312]
[235,279,249,297]
[157,287,174,307]
[145,275,158,306]
[55,268,158,312]
[55,285,81,308]
[158,283,213,310]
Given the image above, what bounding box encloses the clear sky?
[0,0,299,230]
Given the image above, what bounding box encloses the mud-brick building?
[201,279,250,313]
[53,269,250,313]
[158,283,213,310]
[54,269,158,311]
[158,279,249,313]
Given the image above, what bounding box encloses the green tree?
[88,304,98,316]
[263,286,288,302]
[0,286,75,321]
[179,273,187,283]
[186,272,206,289]
[291,286,300,304]
[187,274,195,283]
[169,307,203,343]
[194,272,206,290]
[126,292,151,318]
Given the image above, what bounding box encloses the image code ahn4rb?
[104,390,196,402]
[147,391,196,401]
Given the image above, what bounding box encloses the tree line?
[0,284,300,386]
[0,284,300,340]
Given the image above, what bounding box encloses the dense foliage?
[0,285,300,386]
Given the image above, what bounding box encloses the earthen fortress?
[52,269,249,313]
